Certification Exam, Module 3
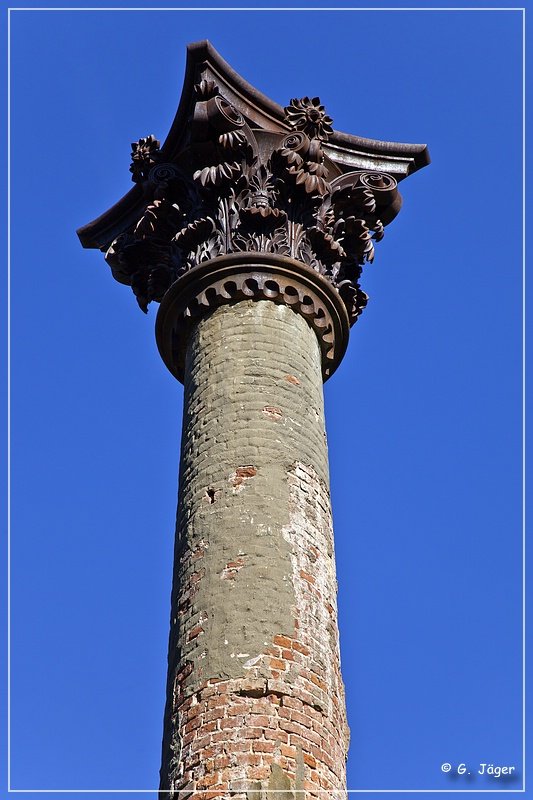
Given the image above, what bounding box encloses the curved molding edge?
[156,253,350,383]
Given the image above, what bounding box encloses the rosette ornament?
[284,97,334,142]
[130,134,162,183]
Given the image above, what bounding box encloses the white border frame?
[6,5,527,794]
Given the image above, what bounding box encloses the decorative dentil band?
[105,84,402,327]
[155,253,350,383]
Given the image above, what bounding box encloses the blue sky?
[3,3,527,799]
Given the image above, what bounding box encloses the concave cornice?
[77,40,429,251]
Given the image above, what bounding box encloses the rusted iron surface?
[77,41,429,329]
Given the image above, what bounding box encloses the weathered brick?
[309,673,328,691]
[159,301,348,795]
[220,716,243,730]
[184,716,201,734]
[232,754,262,768]
[186,703,203,720]
[281,696,303,711]
[207,694,229,709]
[280,744,297,759]
[263,729,289,744]
[227,740,251,754]
[251,741,276,753]
[280,650,294,663]
[248,766,271,781]
[245,714,271,728]
[273,634,293,649]
[196,771,220,789]
[205,707,225,723]
[227,703,250,716]
[290,709,313,729]
[241,727,263,739]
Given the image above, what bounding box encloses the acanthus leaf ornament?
[194,78,219,100]
[110,113,401,325]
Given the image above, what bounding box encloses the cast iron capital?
[77,40,429,379]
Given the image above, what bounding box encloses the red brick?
[238,678,267,695]
[252,741,276,753]
[200,685,218,700]
[186,703,203,720]
[205,707,225,722]
[162,412,350,793]
[289,734,306,750]
[207,694,229,709]
[211,730,234,743]
[194,734,213,751]
[281,696,302,711]
[248,766,271,780]
[264,729,289,744]
[231,754,261,768]
[197,771,220,788]
[249,699,274,713]
[227,703,250,716]
[227,740,251,753]
[184,716,201,734]
[245,714,271,727]
[200,791,228,800]
[279,719,307,737]
[303,727,322,746]
[309,673,327,691]
[266,693,281,705]
[220,716,243,729]
[273,634,293,649]
[188,624,204,641]
[290,709,313,729]
[280,744,297,759]
[241,727,263,739]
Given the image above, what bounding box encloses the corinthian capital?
[78,40,428,376]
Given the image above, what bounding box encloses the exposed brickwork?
[160,300,349,798]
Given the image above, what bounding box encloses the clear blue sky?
[3,3,526,798]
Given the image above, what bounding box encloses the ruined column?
[156,255,350,797]
[77,40,429,800]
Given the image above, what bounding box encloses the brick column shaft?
[160,298,349,798]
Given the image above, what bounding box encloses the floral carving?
[130,134,161,183]
[284,97,334,142]
[107,91,402,325]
